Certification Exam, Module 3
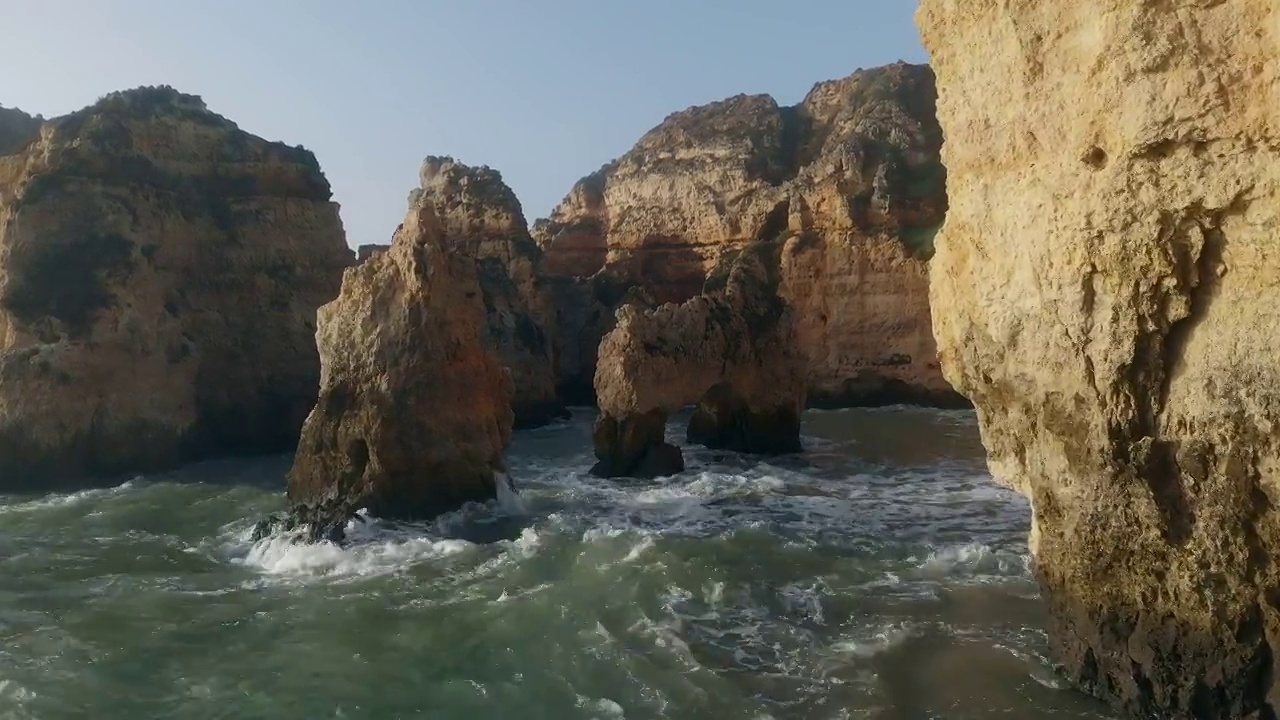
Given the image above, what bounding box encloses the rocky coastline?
[12,44,1256,718]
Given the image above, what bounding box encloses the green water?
[0,408,1114,719]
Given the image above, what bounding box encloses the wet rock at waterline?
[0,86,349,490]
[919,1,1280,717]
[286,191,513,541]
[592,245,805,478]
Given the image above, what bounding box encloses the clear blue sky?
[3,1,926,247]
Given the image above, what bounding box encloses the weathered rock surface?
[355,243,388,263]
[592,244,805,478]
[415,156,565,428]
[538,63,960,407]
[919,2,1280,717]
[286,192,513,539]
[0,106,41,155]
[0,86,350,490]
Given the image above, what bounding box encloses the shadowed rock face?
[355,244,388,263]
[415,156,565,428]
[286,195,513,540]
[0,106,42,155]
[920,2,1280,718]
[592,245,805,478]
[537,63,960,407]
[0,86,350,490]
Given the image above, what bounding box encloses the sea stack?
[286,180,514,540]
[537,63,959,408]
[919,2,1280,718]
[592,244,806,478]
[0,87,349,490]
[414,157,565,428]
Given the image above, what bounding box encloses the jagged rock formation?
[0,106,42,155]
[0,86,349,490]
[415,157,565,428]
[592,245,805,478]
[537,63,961,407]
[544,271,650,405]
[919,3,1280,718]
[356,244,388,263]
[286,192,513,539]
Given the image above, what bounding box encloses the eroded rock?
[286,192,513,540]
[592,245,805,478]
[0,106,41,155]
[0,86,350,490]
[538,63,959,407]
[919,2,1280,717]
[415,156,565,428]
[355,243,388,263]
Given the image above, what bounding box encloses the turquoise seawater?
[0,408,1114,719]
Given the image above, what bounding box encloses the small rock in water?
[249,515,279,543]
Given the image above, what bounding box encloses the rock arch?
[591,245,806,478]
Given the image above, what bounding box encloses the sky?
[3,1,927,248]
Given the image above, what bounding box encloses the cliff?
[0,86,351,489]
[537,63,960,407]
[356,244,388,263]
[919,3,1280,718]
[414,157,564,427]
[0,106,42,156]
[287,191,513,540]
[593,244,805,478]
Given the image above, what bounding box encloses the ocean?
[0,407,1114,719]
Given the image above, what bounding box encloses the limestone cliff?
[287,193,513,539]
[0,106,41,156]
[538,63,960,407]
[0,86,350,490]
[919,2,1280,717]
[592,244,805,478]
[413,157,564,428]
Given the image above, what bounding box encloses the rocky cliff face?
[538,63,960,407]
[592,244,805,478]
[413,157,564,428]
[356,244,388,263]
[0,106,42,156]
[287,193,513,540]
[0,86,350,490]
[919,3,1280,717]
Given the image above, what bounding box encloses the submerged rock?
[416,156,566,428]
[286,187,513,539]
[919,2,1280,717]
[0,86,350,490]
[592,245,805,478]
[538,63,960,407]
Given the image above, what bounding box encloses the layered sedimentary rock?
[415,156,564,427]
[592,245,805,478]
[919,3,1280,717]
[287,193,513,539]
[0,86,350,490]
[538,63,960,407]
